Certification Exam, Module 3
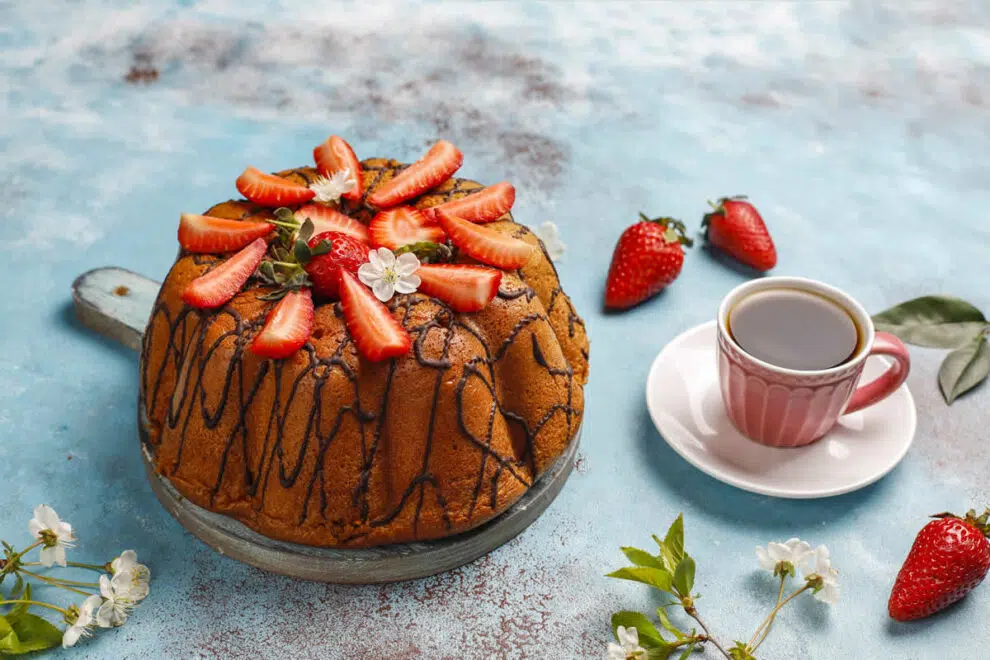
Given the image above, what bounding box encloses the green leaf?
[611,611,665,647]
[678,641,698,659]
[297,218,315,244]
[273,207,296,224]
[293,239,312,265]
[938,334,990,404]
[656,607,685,640]
[9,585,30,617]
[606,566,674,593]
[621,547,666,570]
[1,611,63,654]
[657,515,685,571]
[673,556,696,596]
[309,239,333,257]
[872,296,987,348]
[647,647,677,660]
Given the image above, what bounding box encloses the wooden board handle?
[72,267,161,352]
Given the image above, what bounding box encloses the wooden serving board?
[72,266,579,584]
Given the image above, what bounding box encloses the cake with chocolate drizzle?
[140,137,589,547]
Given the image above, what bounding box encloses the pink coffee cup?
[716,277,910,448]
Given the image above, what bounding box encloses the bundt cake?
[139,138,589,548]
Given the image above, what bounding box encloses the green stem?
[0,600,68,615]
[748,585,812,654]
[748,575,787,648]
[685,607,731,659]
[17,569,97,596]
[24,561,106,572]
[271,261,301,269]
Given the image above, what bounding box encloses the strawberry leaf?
[938,334,990,404]
[297,218,315,244]
[310,239,333,257]
[293,239,312,265]
[873,296,987,348]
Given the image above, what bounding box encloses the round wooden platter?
[72,266,580,583]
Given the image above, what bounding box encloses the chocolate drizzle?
[139,160,589,547]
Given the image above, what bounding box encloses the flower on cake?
[309,168,356,203]
[755,537,811,577]
[535,221,566,260]
[800,544,840,605]
[28,504,75,567]
[110,550,151,602]
[358,247,421,302]
[62,595,102,648]
[606,625,648,660]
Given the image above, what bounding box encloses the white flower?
[358,247,421,302]
[110,550,151,602]
[96,573,135,628]
[309,168,356,203]
[62,595,102,648]
[756,537,811,575]
[606,626,647,660]
[535,221,566,260]
[800,545,840,605]
[28,505,74,567]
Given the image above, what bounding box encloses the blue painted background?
[2,1,988,657]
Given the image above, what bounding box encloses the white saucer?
[645,321,916,498]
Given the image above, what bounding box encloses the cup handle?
[843,331,911,415]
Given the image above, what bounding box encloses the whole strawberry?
[888,509,990,621]
[701,196,776,271]
[604,214,692,310]
[304,231,369,299]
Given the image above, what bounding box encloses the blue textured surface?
[2,2,989,657]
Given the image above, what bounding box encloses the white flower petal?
[767,542,791,563]
[367,249,384,272]
[80,595,103,622]
[756,546,775,571]
[372,279,395,302]
[39,546,56,568]
[376,247,396,268]
[394,274,421,294]
[96,601,117,628]
[99,575,112,600]
[51,545,67,567]
[616,625,639,648]
[605,643,626,660]
[36,504,60,529]
[112,550,136,575]
[28,519,44,538]
[818,580,840,605]
[394,252,421,276]
[62,625,83,648]
[358,262,382,287]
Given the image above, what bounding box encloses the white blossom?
[800,545,840,605]
[606,625,647,660]
[756,538,811,574]
[535,221,566,260]
[96,573,135,628]
[62,595,102,648]
[309,168,356,203]
[28,505,74,567]
[110,550,151,602]
[358,247,421,302]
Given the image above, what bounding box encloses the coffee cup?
[716,276,910,448]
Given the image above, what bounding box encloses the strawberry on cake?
[140,137,589,548]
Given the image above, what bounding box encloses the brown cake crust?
[139,158,589,547]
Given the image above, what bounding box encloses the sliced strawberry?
[416,264,502,312]
[313,136,364,203]
[435,211,534,270]
[421,182,515,225]
[250,289,314,359]
[177,213,273,254]
[367,140,463,208]
[182,238,267,309]
[295,204,370,244]
[338,270,411,362]
[236,166,315,207]
[369,207,446,250]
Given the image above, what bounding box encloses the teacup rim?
[716,276,876,377]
